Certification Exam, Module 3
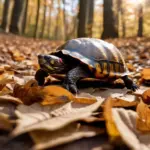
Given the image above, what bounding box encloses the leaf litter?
[0,34,150,149]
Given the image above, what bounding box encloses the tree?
[10,0,24,34]
[62,0,67,40]
[87,0,94,37]
[77,0,89,37]
[47,0,53,39]
[101,0,118,39]
[22,0,29,34]
[137,3,143,37]
[120,0,126,37]
[40,0,47,38]
[1,0,10,31]
[55,0,61,40]
[116,0,126,37]
[33,0,40,38]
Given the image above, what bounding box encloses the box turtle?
[35,38,138,93]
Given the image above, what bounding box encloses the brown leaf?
[140,68,150,85]
[136,99,150,132]
[0,95,22,104]
[126,63,135,72]
[142,89,150,104]
[12,99,104,136]
[111,108,150,150]
[13,80,73,105]
[13,79,98,105]
[0,72,14,88]
[0,102,16,117]
[30,123,104,150]
[0,113,13,131]
[104,97,121,141]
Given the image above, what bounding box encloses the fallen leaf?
[12,99,104,136]
[136,99,150,132]
[140,68,150,85]
[111,108,150,150]
[142,89,150,104]
[126,63,135,71]
[13,80,73,105]
[30,123,105,150]
[0,95,22,104]
[0,113,13,131]
[0,102,16,117]
[0,73,14,88]
[104,97,121,141]
[13,79,98,105]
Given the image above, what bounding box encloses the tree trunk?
[1,0,10,31]
[33,0,40,38]
[137,3,143,37]
[101,0,118,39]
[9,0,24,34]
[119,0,126,37]
[40,0,47,38]
[47,0,53,39]
[62,0,67,40]
[22,0,28,34]
[87,0,94,37]
[55,0,61,40]
[77,0,89,37]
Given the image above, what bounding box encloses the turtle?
[35,38,138,93]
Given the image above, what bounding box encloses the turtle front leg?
[63,66,90,93]
[122,75,139,91]
[35,69,48,86]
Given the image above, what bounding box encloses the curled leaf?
[104,97,120,141]
[142,89,150,104]
[136,99,150,132]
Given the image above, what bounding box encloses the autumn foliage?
[0,34,150,149]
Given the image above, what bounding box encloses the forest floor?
[0,33,150,150]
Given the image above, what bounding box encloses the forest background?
[0,0,149,40]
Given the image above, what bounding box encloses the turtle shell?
[52,38,129,78]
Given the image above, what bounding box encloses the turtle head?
[38,55,65,73]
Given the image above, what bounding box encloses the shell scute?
[55,38,129,78]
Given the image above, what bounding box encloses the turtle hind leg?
[63,66,90,93]
[122,75,139,91]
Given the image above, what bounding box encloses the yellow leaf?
[104,97,120,141]
[142,89,150,104]
[136,99,150,132]
[0,113,13,131]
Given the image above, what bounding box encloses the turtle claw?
[131,83,139,92]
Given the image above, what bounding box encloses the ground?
[0,33,150,150]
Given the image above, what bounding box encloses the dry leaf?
[0,95,22,104]
[126,63,135,71]
[13,80,74,105]
[109,96,138,107]
[111,108,150,150]
[30,123,105,150]
[142,89,150,104]
[136,99,150,132]
[0,101,17,118]
[104,97,121,141]
[0,73,14,89]
[140,68,150,85]
[0,113,13,131]
[12,99,104,136]
[13,79,98,105]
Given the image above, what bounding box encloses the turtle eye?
[50,60,54,65]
